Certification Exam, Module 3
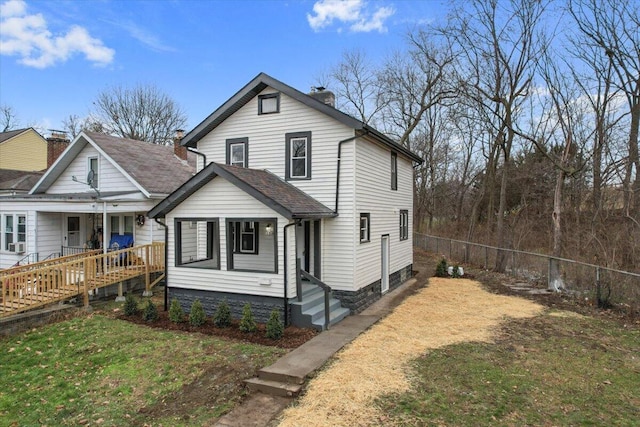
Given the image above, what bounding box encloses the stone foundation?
[168,288,286,324]
[333,264,412,314]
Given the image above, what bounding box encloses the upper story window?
[88,157,99,189]
[360,213,370,243]
[391,152,397,191]
[399,210,409,241]
[258,93,280,114]
[286,131,312,180]
[226,138,248,168]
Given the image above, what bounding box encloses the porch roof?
[148,162,337,220]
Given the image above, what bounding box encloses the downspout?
[283,221,296,326]
[335,131,367,214]
[154,218,169,311]
[187,148,207,170]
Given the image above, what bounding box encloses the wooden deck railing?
[0,242,165,317]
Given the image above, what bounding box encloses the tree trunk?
[549,168,566,291]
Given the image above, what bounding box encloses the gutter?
[154,218,169,311]
[187,147,207,169]
[335,131,367,214]
[282,221,297,326]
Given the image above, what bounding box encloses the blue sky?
[0,0,446,133]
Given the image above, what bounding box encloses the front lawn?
[0,314,286,426]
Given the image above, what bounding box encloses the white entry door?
[66,216,81,247]
[381,234,390,293]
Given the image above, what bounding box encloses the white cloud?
[0,0,114,68]
[307,0,395,33]
[109,19,176,53]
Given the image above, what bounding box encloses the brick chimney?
[173,129,188,160]
[309,86,335,108]
[46,131,70,169]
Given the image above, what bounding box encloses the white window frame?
[400,210,409,241]
[2,213,26,252]
[289,137,308,179]
[88,157,99,189]
[230,143,246,167]
[360,213,370,243]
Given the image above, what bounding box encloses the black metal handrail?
[299,263,332,331]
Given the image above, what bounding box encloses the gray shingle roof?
[0,169,44,192]
[84,132,196,195]
[0,128,31,144]
[148,162,336,220]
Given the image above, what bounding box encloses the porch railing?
[1,242,165,317]
[298,258,332,330]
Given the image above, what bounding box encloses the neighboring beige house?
[0,128,49,172]
[149,73,422,330]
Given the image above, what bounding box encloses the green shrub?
[435,258,448,277]
[213,299,232,328]
[142,299,158,322]
[168,298,185,323]
[189,299,206,327]
[124,293,139,316]
[451,264,461,279]
[239,303,256,333]
[265,309,284,340]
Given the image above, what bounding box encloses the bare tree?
[62,114,105,139]
[91,84,187,145]
[1,105,19,132]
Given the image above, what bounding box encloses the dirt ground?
[112,248,637,425]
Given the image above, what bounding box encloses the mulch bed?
[117,310,318,349]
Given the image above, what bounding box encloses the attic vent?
[309,87,335,108]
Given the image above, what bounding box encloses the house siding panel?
[36,212,62,258]
[354,139,414,290]
[46,146,137,195]
[0,129,48,171]
[166,178,287,298]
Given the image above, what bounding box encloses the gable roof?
[148,162,336,220]
[31,132,196,197]
[0,128,32,144]
[181,72,423,164]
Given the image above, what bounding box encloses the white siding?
[36,212,62,257]
[166,178,287,298]
[196,88,354,209]
[47,145,137,195]
[354,139,414,290]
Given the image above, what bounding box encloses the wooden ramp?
[1,243,165,317]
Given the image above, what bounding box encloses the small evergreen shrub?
[265,309,284,340]
[213,299,232,328]
[169,298,185,323]
[189,299,206,327]
[451,264,460,278]
[142,299,158,322]
[239,303,256,333]
[435,258,448,277]
[124,293,139,316]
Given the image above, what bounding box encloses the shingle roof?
[86,132,196,195]
[0,169,44,192]
[148,162,336,220]
[0,128,31,144]
[181,72,423,164]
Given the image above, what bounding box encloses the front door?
[381,234,390,293]
[296,220,310,272]
[66,216,81,247]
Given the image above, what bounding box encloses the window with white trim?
[88,157,99,189]
[2,214,26,251]
[391,152,397,191]
[360,213,370,243]
[400,210,409,241]
[226,138,248,167]
[286,131,312,180]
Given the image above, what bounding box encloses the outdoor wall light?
[265,223,274,236]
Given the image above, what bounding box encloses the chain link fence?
[414,233,640,315]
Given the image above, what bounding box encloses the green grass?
[0,314,286,426]
[377,312,640,426]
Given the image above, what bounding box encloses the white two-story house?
[148,73,422,329]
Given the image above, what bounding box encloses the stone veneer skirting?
[169,288,286,324]
[332,264,413,314]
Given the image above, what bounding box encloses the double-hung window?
[391,152,397,191]
[399,210,409,241]
[226,138,248,167]
[2,214,26,251]
[286,131,311,180]
[88,157,99,189]
[360,213,370,243]
[230,221,259,254]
